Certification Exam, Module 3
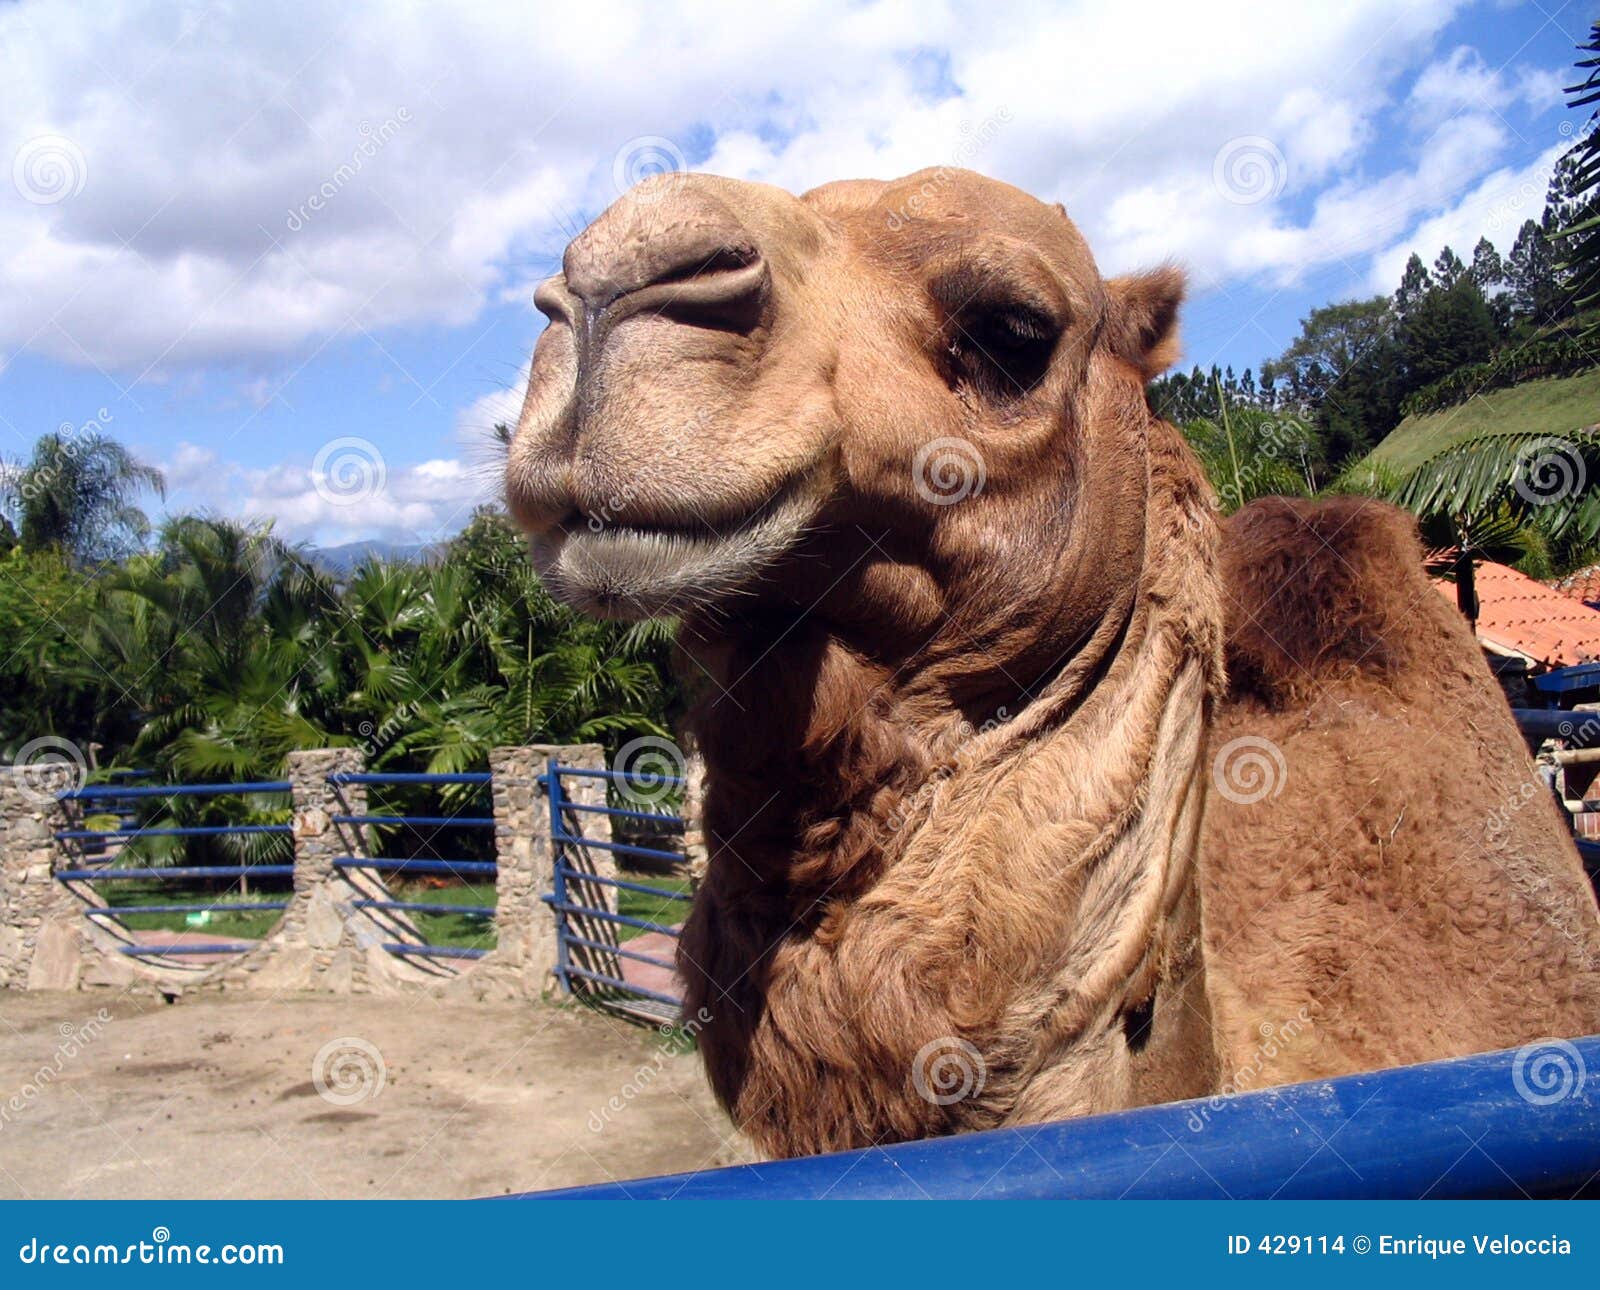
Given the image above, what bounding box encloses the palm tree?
[1334,431,1600,622]
[1179,382,1320,513]
[0,432,165,565]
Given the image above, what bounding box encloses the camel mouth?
[529,479,819,620]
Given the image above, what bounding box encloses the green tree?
[1399,277,1499,390]
[1469,236,1504,291]
[1393,253,1433,320]
[1433,245,1467,290]
[1263,296,1403,468]
[0,431,164,565]
[1507,217,1563,324]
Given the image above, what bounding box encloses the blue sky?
[0,0,1592,546]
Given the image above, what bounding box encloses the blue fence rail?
[51,769,502,969]
[324,770,497,966]
[53,778,295,965]
[541,759,693,1023]
[523,1035,1600,1200]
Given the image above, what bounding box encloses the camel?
[505,167,1600,1159]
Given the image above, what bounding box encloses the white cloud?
[1408,45,1562,125]
[0,0,1557,384]
[1365,143,1567,292]
[159,440,492,545]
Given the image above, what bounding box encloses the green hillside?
[1367,369,1600,475]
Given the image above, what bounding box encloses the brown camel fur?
[506,167,1600,1158]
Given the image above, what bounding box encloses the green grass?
[82,868,695,952]
[614,871,694,941]
[1367,369,1600,475]
[401,881,498,951]
[97,879,288,939]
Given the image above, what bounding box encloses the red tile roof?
[1433,560,1600,668]
[1550,563,1600,608]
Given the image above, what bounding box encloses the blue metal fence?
[541,759,693,1023]
[522,1035,1600,1199]
[325,769,497,965]
[53,778,294,964]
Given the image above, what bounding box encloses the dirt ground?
[0,990,747,1199]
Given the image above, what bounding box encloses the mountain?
[306,539,432,573]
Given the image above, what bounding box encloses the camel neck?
[678,419,1228,1153]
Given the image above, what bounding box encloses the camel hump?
[1219,495,1450,706]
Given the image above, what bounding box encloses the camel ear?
[1105,265,1184,380]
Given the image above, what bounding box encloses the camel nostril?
[584,241,767,323]
[565,205,770,332]
[630,245,768,331]
[644,244,760,291]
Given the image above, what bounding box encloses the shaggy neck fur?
[678,413,1227,1158]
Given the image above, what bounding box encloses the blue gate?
[326,770,498,965]
[54,778,295,964]
[541,760,693,1024]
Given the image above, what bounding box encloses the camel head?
[507,168,1187,684]
[507,169,1224,1155]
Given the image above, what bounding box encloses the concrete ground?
[0,990,746,1199]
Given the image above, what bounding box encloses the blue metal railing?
[327,770,498,965]
[542,760,692,1021]
[522,1035,1600,1200]
[53,778,296,967]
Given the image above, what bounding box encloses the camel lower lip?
[530,486,817,619]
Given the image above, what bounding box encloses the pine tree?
[1433,246,1467,290]
[1507,218,1561,324]
[1393,253,1433,320]
[1469,236,1504,290]
[1400,277,1499,389]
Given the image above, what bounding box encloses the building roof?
[1550,563,1600,609]
[1433,560,1600,669]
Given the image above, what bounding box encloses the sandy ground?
[0,990,746,1199]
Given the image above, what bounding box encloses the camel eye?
[948,304,1058,398]
[970,309,1053,355]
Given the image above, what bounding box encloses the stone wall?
[0,762,95,990]
[0,746,613,1000]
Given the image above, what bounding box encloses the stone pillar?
[479,743,614,998]
[214,748,415,993]
[0,762,88,990]
[681,743,709,880]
